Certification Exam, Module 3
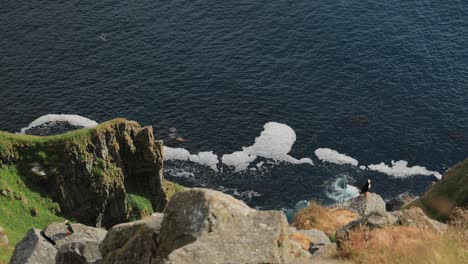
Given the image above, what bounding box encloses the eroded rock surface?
[336,193,386,216]
[156,188,312,264]
[10,228,57,264]
[10,222,107,264]
[100,214,163,264]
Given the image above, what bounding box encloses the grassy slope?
[0,165,65,263]
[408,159,468,221]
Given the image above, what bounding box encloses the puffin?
[359,178,371,198]
[65,220,74,236]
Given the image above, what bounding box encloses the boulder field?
[10,187,450,264]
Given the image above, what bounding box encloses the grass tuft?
[292,201,360,236]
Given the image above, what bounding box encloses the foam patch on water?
[188,151,219,172]
[326,174,360,202]
[163,146,191,161]
[221,122,313,171]
[314,148,359,166]
[163,146,219,172]
[367,160,442,180]
[221,151,257,172]
[20,114,98,134]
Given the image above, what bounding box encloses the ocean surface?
[1,0,467,215]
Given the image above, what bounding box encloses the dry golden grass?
[292,201,360,236]
[339,226,468,264]
[289,232,312,250]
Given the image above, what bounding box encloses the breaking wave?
[326,174,360,203]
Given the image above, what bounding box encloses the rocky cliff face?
[0,119,168,228]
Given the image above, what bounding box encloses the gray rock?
[0,226,8,245]
[310,243,338,259]
[297,229,331,245]
[10,228,57,264]
[156,188,312,264]
[386,192,416,211]
[100,214,163,264]
[336,211,398,247]
[297,229,333,257]
[43,222,107,248]
[11,222,107,264]
[336,192,386,216]
[397,207,447,233]
[56,240,102,264]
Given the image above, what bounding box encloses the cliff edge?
[0,118,171,228]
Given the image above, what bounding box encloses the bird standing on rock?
[360,178,371,198]
[65,220,74,236]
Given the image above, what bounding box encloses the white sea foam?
[163,146,220,171]
[314,148,359,166]
[367,160,442,180]
[221,122,313,171]
[221,151,257,172]
[20,114,98,134]
[189,151,219,172]
[326,175,360,202]
[163,146,191,161]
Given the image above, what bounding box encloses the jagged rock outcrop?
[100,213,163,264]
[0,119,167,228]
[333,192,386,216]
[10,222,107,264]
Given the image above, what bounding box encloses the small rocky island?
[0,119,466,264]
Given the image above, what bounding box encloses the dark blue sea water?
[1,0,467,213]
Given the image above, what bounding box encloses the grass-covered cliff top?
[0,118,138,158]
[409,159,468,221]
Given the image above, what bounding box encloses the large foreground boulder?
[100,213,163,264]
[10,229,57,264]
[156,188,312,264]
[336,193,386,216]
[10,222,107,264]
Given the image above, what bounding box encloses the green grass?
[0,165,65,263]
[163,180,185,201]
[408,159,468,221]
[128,193,154,221]
[0,118,135,161]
